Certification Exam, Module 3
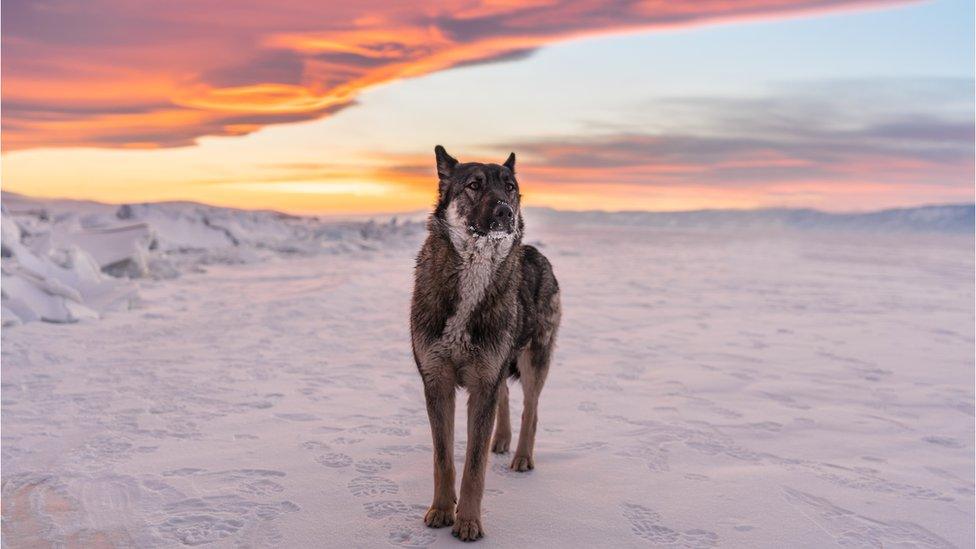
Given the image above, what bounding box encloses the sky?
[2,0,973,214]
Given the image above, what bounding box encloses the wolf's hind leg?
[491,377,512,454]
[511,346,550,472]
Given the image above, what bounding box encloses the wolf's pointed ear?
[434,145,458,181]
[503,152,516,172]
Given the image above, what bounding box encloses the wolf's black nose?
[493,203,514,224]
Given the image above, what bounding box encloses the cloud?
[372,78,973,208]
[533,85,974,208]
[2,0,913,150]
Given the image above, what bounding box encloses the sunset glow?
[2,0,973,213]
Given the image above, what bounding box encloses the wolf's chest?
[439,255,495,352]
[437,238,515,353]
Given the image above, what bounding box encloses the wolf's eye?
[505,183,515,192]
[467,180,481,191]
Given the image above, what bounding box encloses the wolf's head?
[432,145,523,245]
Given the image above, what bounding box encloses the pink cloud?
[2,0,911,150]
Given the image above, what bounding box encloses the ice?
[2,210,130,324]
[1,194,972,547]
[52,223,154,277]
[1,192,422,325]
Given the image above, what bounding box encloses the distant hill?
[524,204,975,233]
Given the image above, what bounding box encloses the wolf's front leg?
[454,379,499,541]
[422,371,456,528]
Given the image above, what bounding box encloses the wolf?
[410,145,561,541]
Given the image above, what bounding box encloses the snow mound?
[114,201,420,254]
[1,212,139,325]
[1,193,424,326]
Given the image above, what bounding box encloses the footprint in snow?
[239,478,284,496]
[922,436,964,449]
[388,523,437,548]
[332,436,364,445]
[355,458,392,474]
[782,487,955,548]
[274,413,319,422]
[348,476,398,497]
[363,499,411,519]
[577,401,600,412]
[621,503,719,547]
[316,453,353,468]
[301,440,329,451]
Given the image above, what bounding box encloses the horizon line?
[2,190,972,220]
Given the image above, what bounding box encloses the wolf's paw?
[491,434,511,454]
[510,455,534,472]
[423,506,455,528]
[452,516,484,541]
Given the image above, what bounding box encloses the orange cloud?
[2,0,911,151]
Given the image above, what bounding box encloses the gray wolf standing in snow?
[410,146,561,541]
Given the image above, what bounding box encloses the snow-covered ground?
[2,196,973,547]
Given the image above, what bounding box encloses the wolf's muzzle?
[490,202,515,232]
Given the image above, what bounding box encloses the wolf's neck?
[438,236,515,347]
[451,235,515,269]
[451,235,513,305]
